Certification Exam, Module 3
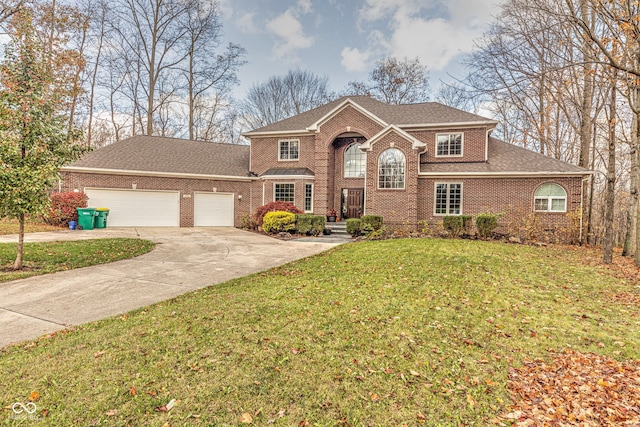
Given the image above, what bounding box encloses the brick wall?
[417,176,582,231]
[252,179,314,212]
[414,127,488,164]
[364,131,420,226]
[61,171,252,227]
[314,105,384,216]
[250,134,315,176]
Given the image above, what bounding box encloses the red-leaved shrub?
[47,191,88,225]
[253,201,302,226]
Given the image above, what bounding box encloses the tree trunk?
[578,0,594,244]
[624,112,639,256]
[603,81,617,264]
[13,213,24,270]
[188,46,194,140]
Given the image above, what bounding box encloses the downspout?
[262,181,265,206]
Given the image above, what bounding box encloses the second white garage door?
[85,188,180,227]
[194,192,234,226]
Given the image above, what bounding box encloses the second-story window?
[279,139,299,160]
[436,133,463,157]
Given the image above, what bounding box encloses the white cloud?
[266,9,315,58]
[355,0,499,70]
[341,47,372,72]
[237,11,259,34]
[389,16,478,70]
[216,0,234,19]
[297,0,313,14]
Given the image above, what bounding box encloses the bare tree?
[181,0,245,141]
[109,0,192,136]
[241,69,334,129]
[0,0,24,26]
[343,56,430,105]
[559,0,640,264]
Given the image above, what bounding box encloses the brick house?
[61,96,589,230]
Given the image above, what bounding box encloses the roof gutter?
[60,166,255,182]
[260,175,315,180]
[418,171,592,178]
[241,129,314,138]
[242,121,499,138]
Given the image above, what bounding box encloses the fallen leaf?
[239,412,253,424]
[466,393,475,407]
[29,391,40,402]
[410,370,421,377]
[370,392,381,402]
[129,387,137,397]
[105,409,118,416]
[94,350,106,358]
[41,409,49,417]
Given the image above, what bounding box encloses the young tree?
[344,56,430,104]
[0,11,85,269]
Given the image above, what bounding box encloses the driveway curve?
[0,227,339,348]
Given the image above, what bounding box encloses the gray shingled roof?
[261,167,314,177]
[69,135,251,177]
[246,96,496,134]
[421,138,589,175]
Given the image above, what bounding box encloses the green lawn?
[0,239,637,426]
[0,239,155,282]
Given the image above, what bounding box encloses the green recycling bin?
[94,208,110,229]
[76,207,97,230]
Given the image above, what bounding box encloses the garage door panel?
[85,189,180,227]
[194,193,234,226]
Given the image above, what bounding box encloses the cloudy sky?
[217,0,503,99]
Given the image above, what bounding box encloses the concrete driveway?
[0,227,339,348]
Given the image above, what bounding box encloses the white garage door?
[194,192,234,226]
[85,189,180,227]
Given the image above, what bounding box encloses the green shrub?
[263,211,296,234]
[296,214,313,234]
[310,215,325,236]
[346,218,362,236]
[443,215,472,238]
[296,214,325,236]
[476,213,500,239]
[361,215,383,231]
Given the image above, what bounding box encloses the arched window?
[534,183,567,212]
[378,148,405,189]
[344,144,366,178]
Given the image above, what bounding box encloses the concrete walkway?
[0,227,339,348]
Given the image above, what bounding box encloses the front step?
[326,221,348,235]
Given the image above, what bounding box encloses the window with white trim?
[274,183,295,203]
[435,183,462,215]
[436,133,463,157]
[304,184,313,212]
[344,143,366,178]
[378,148,405,189]
[279,139,299,160]
[534,183,566,212]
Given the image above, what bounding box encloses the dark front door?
[345,188,364,219]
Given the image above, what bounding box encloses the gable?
[361,125,427,151]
